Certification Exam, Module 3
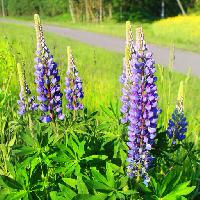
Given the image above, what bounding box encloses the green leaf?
[62,178,77,189]
[73,194,107,200]
[0,175,23,189]
[55,162,76,175]
[106,163,115,188]
[8,134,16,147]
[77,176,89,194]
[162,181,196,200]
[91,168,108,185]
[68,137,79,155]
[0,188,12,199]
[50,191,68,200]
[160,170,182,196]
[13,146,36,155]
[6,161,15,179]
[138,182,152,193]
[119,176,128,189]
[0,144,7,158]
[86,180,112,191]
[108,194,117,200]
[78,141,85,158]
[151,177,160,195]
[120,190,137,195]
[58,183,76,199]
[83,155,108,161]
[116,191,125,199]
[5,190,27,200]
[21,133,38,147]
[30,157,41,176]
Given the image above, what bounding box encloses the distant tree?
[3,0,197,20]
[1,0,5,17]
[176,0,186,15]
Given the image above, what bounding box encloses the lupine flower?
[120,24,160,186]
[167,81,187,144]
[17,63,38,115]
[64,46,84,111]
[120,21,134,123]
[34,14,64,122]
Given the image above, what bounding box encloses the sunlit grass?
[0,22,200,144]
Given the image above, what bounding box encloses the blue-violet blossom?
[34,14,64,122]
[167,82,187,144]
[64,46,84,111]
[17,63,38,115]
[121,25,160,186]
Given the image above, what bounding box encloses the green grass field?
[0,22,200,141]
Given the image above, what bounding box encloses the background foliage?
[1,0,199,21]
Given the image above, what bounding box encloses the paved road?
[0,18,200,77]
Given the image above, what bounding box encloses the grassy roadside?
[0,22,200,142]
[4,14,200,53]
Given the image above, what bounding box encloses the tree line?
[0,0,199,21]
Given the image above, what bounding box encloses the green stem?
[73,109,76,121]
[28,114,34,137]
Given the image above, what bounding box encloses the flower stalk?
[121,23,160,186]
[34,14,64,123]
[64,46,84,119]
[166,81,187,144]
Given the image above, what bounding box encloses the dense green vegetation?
[1,0,198,20]
[0,21,199,199]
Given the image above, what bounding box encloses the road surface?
[0,18,200,76]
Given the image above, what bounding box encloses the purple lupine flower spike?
[64,46,84,111]
[121,25,160,186]
[17,63,38,115]
[120,21,134,124]
[167,82,187,144]
[34,14,64,122]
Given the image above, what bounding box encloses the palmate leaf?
[30,157,41,176]
[63,178,77,189]
[106,163,115,188]
[151,177,161,195]
[161,181,196,200]
[159,170,182,197]
[0,175,23,190]
[91,168,109,186]
[13,146,37,156]
[59,183,77,199]
[73,194,107,200]
[77,175,89,194]
[50,192,67,200]
[0,188,12,199]
[119,176,128,189]
[8,133,16,147]
[5,161,15,178]
[87,180,113,191]
[4,190,27,200]
[21,133,39,147]
[83,155,108,161]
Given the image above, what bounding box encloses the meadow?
[0,18,199,199]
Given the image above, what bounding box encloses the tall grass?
[0,22,200,145]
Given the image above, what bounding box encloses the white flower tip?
[177,81,184,101]
[34,14,41,25]
[67,46,71,58]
